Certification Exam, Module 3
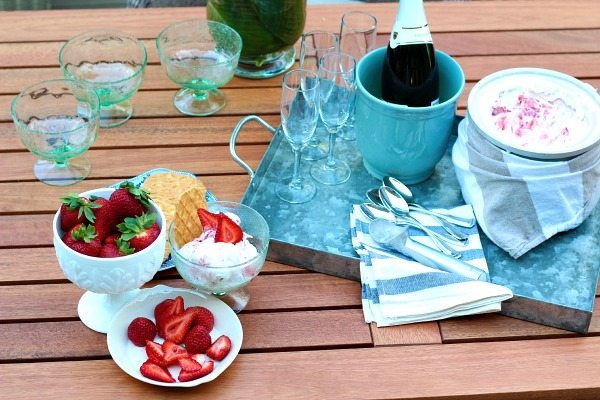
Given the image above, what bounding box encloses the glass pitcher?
[207,0,306,79]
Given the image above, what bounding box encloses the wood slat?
[0,87,280,121]
[441,298,600,342]
[2,29,599,69]
[0,274,361,321]
[3,337,600,399]
[370,322,442,346]
[0,1,599,43]
[0,64,285,95]
[0,309,370,361]
[2,53,599,98]
[0,144,267,185]
[0,115,279,151]
[0,247,304,284]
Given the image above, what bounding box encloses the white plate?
[107,285,243,387]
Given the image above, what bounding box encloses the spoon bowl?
[382,176,476,229]
[383,176,414,202]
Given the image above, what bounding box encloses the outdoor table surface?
[1,1,600,399]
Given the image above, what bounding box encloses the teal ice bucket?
[355,47,465,184]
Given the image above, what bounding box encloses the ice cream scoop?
[368,218,488,281]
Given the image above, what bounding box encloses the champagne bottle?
[381,0,439,107]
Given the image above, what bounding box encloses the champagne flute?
[338,11,377,141]
[276,69,320,204]
[310,52,356,186]
[299,30,339,161]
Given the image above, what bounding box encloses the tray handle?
[229,115,277,179]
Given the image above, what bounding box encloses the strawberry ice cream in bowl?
[168,201,269,313]
[467,68,600,159]
[52,184,166,333]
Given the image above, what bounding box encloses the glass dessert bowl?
[169,201,269,312]
[59,30,147,128]
[11,79,100,186]
[156,19,242,116]
[52,187,166,333]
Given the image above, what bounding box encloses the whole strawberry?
[59,193,100,232]
[90,196,119,242]
[99,238,134,258]
[109,181,151,220]
[118,212,161,252]
[183,325,212,354]
[127,317,157,347]
[62,223,102,257]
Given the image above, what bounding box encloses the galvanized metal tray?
[230,115,600,333]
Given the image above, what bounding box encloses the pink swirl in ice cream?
[489,87,587,150]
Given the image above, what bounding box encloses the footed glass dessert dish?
[52,187,166,333]
[169,201,269,312]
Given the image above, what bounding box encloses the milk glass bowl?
[11,79,100,186]
[59,30,147,128]
[52,187,166,333]
[169,201,269,312]
[156,19,242,116]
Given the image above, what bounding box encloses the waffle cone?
[173,186,208,248]
[141,172,207,260]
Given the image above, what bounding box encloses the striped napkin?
[452,118,600,258]
[350,205,512,326]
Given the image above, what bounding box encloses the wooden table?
[1,1,599,399]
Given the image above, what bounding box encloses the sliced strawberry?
[140,360,175,383]
[183,325,212,354]
[145,340,167,367]
[178,357,202,372]
[127,317,157,347]
[162,340,189,366]
[214,213,243,244]
[206,335,232,361]
[155,296,184,337]
[191,353,211,365]
[178,359,214,382]
[185,306,215,331]
[196,208,220,231]
[163,311,195,344]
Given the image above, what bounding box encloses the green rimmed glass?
[59,30,147,128]
[156,19,242,116]
[11,79,100,186]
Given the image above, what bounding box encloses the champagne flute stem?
[290,148,304,190]
[326,130,337,167]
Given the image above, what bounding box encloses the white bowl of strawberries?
[52,182,166,333]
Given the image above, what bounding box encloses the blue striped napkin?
[350,204,512,326]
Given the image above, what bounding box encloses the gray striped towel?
[453,118,600,258]
[350,205,512,326]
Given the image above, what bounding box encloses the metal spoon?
[367,187,468,242]
[382,176,476,228]
[361,197,461,259]
[379,187,467,247]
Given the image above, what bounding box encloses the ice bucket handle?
[230,115,277,179]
